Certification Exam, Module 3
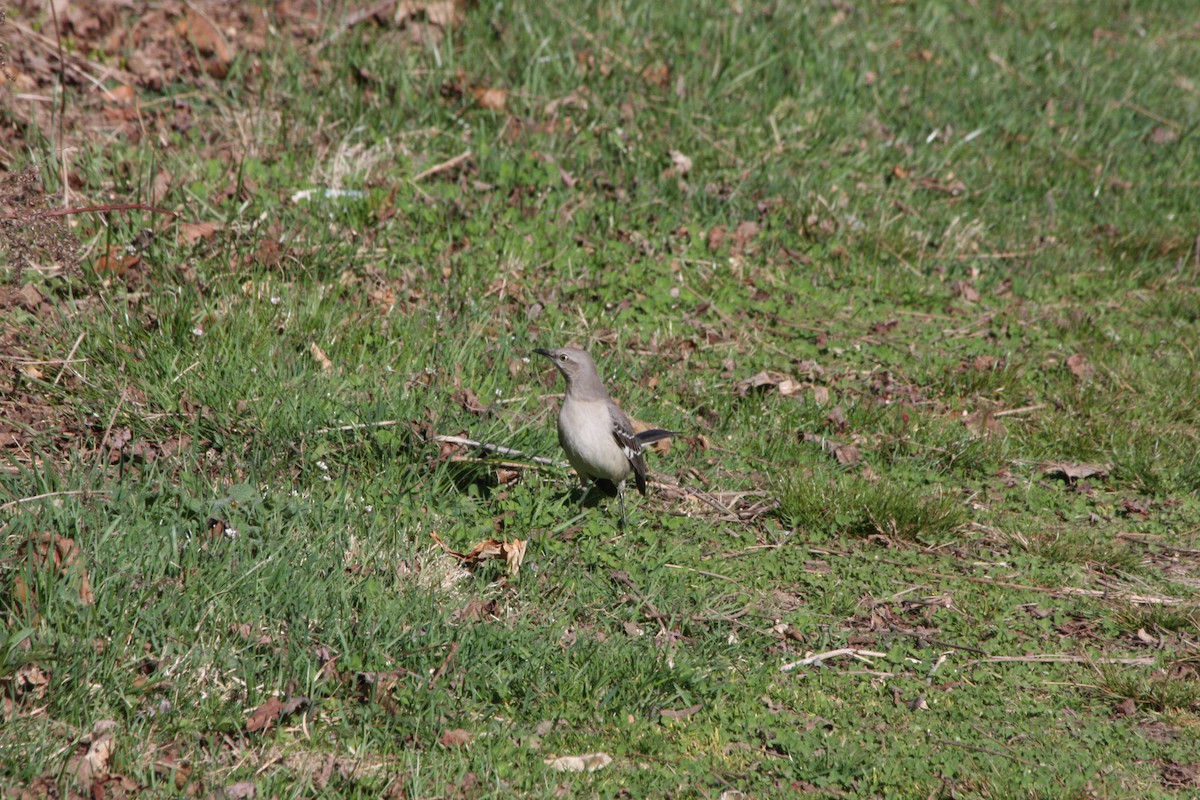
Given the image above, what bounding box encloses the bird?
[534,347,674,528]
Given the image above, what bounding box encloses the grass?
[2,0,1200,797]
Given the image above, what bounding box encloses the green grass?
[3,0,1200,797]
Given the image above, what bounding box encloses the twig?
[781,648,887,672]
[0,489,111,513]
[314,0,398,54]
[54,332,86,386]
[94,390,126,468]
[664,563,746,589]
[434,435,564,468]
[967,654,1155,667]
[1116,533,1200,556]
[315,419,402,434]
[929,738,1040,768]
[32,202,180,219]
[427,642,459,691]
[889,629,990,657]
[992,403,1047,417]
[412,150,472,182]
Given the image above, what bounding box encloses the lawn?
[2,0,1200,797]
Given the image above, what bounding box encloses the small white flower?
[192,327,204,337]
[270,296,281,305]
[317,461,329,471]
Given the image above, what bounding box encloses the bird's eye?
[559,354,568,362]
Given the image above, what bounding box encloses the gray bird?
[534,347,673,528]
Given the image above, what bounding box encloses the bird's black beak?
[533,348,552,358]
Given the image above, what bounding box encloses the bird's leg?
[618,481,627,531]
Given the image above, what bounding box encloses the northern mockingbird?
[534,347,673,528]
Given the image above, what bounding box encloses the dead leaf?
[182,6,234,79]
[972,355,999,371]
[149,169,173,205]
[1148,126,1178,146]
[833,443,860,466]
[736,370,798,397]
[179,221,220,245]
[544,752,612,772]
[667,150,692,177]
[731,220,760,251]
[246,697,285,733]
[963,410,1005,438]
[396,0,461,29]
[1066,353,1094,380]
[10,662,50,701]
[472,87,508,111]
[641,62,670,88]
[659,703,702,720]
[431,533,527,575]
[544,90,589,117]
[1042,462,1109,482]
[952,280,981,303]
[224,781,257,799]
[706,225,726,252]
[310,343,334,372]
[67,721,118,789]
[452,388,489,414]
[439,728,473,747]
[14,533,94,609]
[93,245,142,276]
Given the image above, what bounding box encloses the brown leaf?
[1148,126,1179,146]
[431,533,527,574]
[544,90,589,117]
[1042,462,1109,482]
[93,245,142,276]
[182,6,235,79]
[736,370,797,397]
[439,728,473,748]
[472,87,508,111]
[659,703,702,720]
[396,0,462,28]
[149,169,173,205]
[179,221,220,245]
[972,355,999,371]
[963,410,1005,438]
[15,533,94,608]
[224,781,257,799]
[641,63,671,88]
[544,752,612,772]
[309,343,334,372]
[452,388,489,414]
[833,443,860,466]
[705,225,726,252]
[667,150,693,176]
[952,280,981,303]
[731,220,761,251]
[246,697,285,733]
[1066,353,1094,380]
[67,721,118,789]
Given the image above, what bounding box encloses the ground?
[2,1,1200,798]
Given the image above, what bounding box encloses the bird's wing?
[609,403,648,495]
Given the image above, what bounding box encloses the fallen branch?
[1116,533,1200,557]
[412,150,472,183]
[781,648,887,672]
[967,654,1156,667]
[434,434,564,468]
